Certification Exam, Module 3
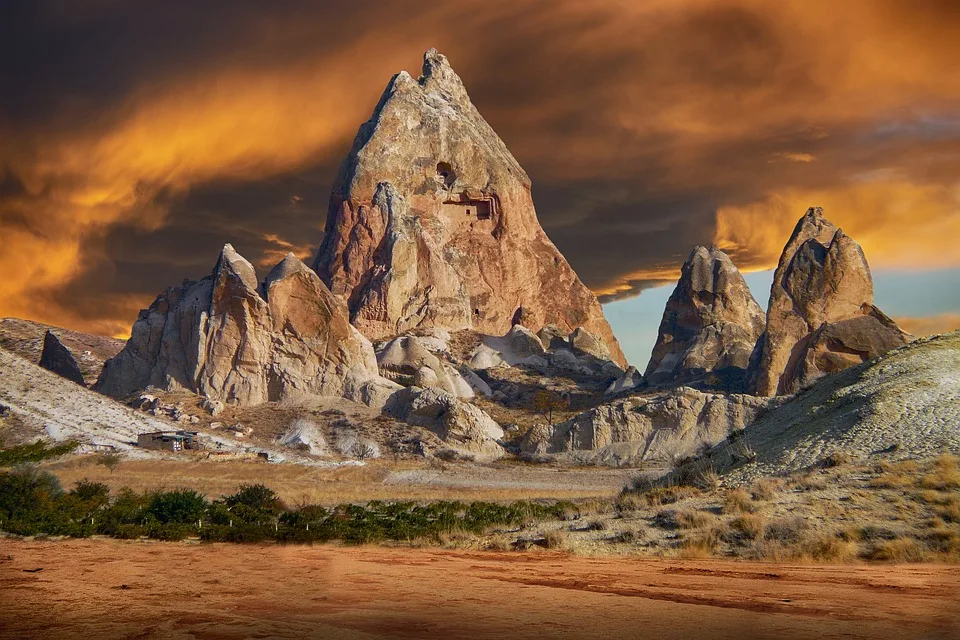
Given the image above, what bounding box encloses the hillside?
[0,318,125,385]
[709,331,960,481]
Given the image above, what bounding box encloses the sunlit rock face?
[96,245,396,407]
[645,246,764,389]
[749,207,909,396]
[313,48,625,366]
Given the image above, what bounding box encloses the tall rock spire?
[314,49,626,366]
[749,207,909,396]
[645,246,764,389]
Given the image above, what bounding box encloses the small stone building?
[137,430,201,452]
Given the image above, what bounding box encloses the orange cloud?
[2,0,960,335]
[713,181,960,273]
[895,313,960,338]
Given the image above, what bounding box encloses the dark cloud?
[1,0,959,334]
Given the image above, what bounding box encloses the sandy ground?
[1,538,958,640]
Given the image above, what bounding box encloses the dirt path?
[1,538,957,639]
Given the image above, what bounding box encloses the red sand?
[1,538,958,639]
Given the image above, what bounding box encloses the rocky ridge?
[95,245,399,409]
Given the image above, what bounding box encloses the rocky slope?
[314,49,625,365]
[749,207,909,396]
[645,246,764,389]
[96,246,398,409]
[708,330,960,480]
[0,318,125,385]
[519,387,773,466]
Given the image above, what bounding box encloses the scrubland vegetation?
[2,448,959,563]
[0,465,574,545]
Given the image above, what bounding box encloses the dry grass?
[749,478,783,501]
[543,529,569,550]
[918,455,960,490]
[727,514,765,541]
[42,457,620,505]
[863,538,928,562]
[722,488,754,514]
[674,508,716,530]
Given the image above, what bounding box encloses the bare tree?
[350,440,377,461]
[532,390,569,426]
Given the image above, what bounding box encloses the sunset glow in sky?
[1,0,959,365]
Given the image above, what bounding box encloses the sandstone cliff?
[749,207,909,396]
[645,246,764,389]
[313,49,625,365]
[96,246,397,407]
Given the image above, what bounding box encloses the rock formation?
[313,49,625,365]
[520,387,772,465]
[645,246,764,389]
[749,207,909,396]
[96,246,398,408]
[376,335,484,398]
[386,387,504,458]
[38,330,86,386]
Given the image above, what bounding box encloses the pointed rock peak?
[645,244,763,387]
[264,252,313,287]
[419,48,464,92]
[214,243,259,292]
[787,205,838,249]
[682,245,743,294]
[313,47,626,366]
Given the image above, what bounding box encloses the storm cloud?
[1,0,959,335]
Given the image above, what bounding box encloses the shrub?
[818,451,851,469]
[723,488,754,514]
[0,441,78,466]
[542,529,568,550]
[727,514,765,541]
[632,485,700,507]
[750,478,782,501]
[0,466,63,521]
[148,489,207,524]
[764,516,807,543]
[864,538,927,562]
[675,509,714,530]
[223,484,284,523]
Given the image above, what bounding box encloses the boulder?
[277,418,327,456]
[469,325,545,369]
[95,247,399,408]
[568,327,610,360]
[520,387,772,464]
[749,208,909,396]
[38,330,85,386]
[386,387,504,458]
[605,366,643,395]
[537,325,569,351]
[645,246,764,389]
[313,49,625,366]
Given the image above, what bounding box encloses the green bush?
[148,489,208,524]
[0,441,79,466]
[0,474,576,547]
